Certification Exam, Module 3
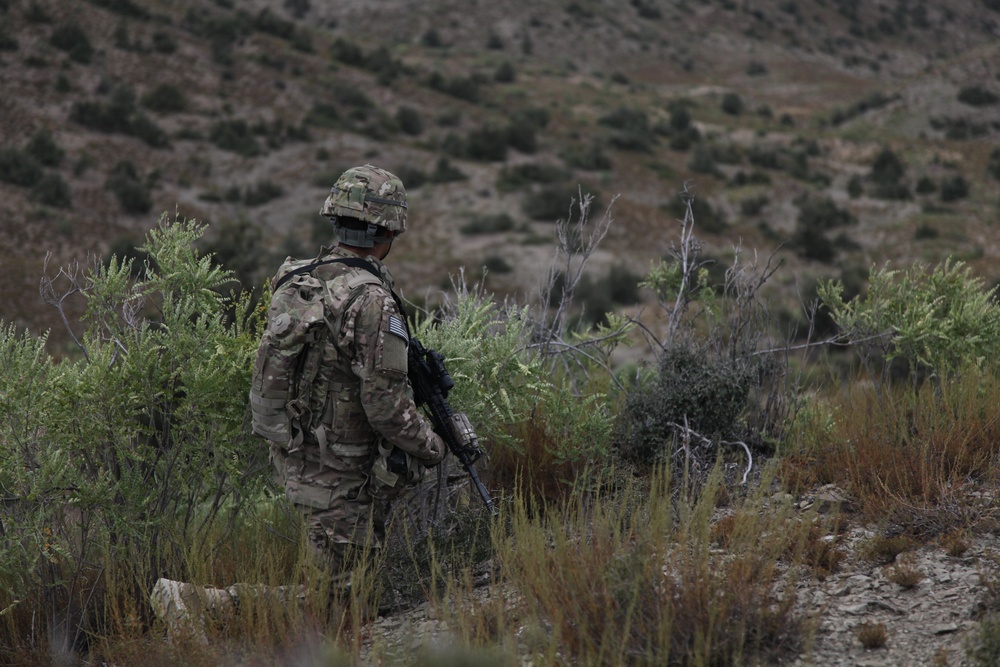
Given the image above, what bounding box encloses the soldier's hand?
[422,431,447,467]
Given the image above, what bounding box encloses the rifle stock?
[408,337,497,516]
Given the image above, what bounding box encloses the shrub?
[482,254,512,274]
[988,148,1000,181]
[870,147,905,186]
[819,259,1000,382]
[687,144,719,175]
[523,184,599,222]
[664,196,726,233]
[429,157,466,182]
[209,119,261,156]
[25,1,52,23]
[394,164,427,189]
[0,26,17,51]
[617,341,756,466]
[957,85,999,107]
[105,160,152,214]
[494,61,515,83]
[460,213,516,235]
[721,92,744,115]
[49,21,92,63]
[30,172,72,208]
[427,72,480,103]
[496,162,567,192]
[560,142,612,170]
[599,106,654,151]
[141,83,187,114]
[0,218,264,660]
[25,129,64,166]
[0,147,43,187]
[465,124,508,162]
[86,0,149,19]
[70,87,169,148]
[940,174,969,202]
[792,196,855,262]
[915,176,937,194]
[395,105,423,135]
[151,30,177,54]
[243,179,283,206]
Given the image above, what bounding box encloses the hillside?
[2,0,1000,354]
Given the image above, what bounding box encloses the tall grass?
[787,365,1000,529]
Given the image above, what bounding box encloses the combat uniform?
[269,246,444,576]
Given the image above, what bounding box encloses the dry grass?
[787,367,1000,530]
[856,621,889,649]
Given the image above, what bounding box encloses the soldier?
[266,164,446,585]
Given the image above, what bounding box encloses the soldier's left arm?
[351,288,445,464]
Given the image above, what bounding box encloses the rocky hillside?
[2,0,1000,353]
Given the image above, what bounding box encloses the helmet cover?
[320,164,408,234]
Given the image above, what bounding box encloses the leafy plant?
[0,217,266,658]
[819,259,1000,386]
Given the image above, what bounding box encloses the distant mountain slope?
[1,0,999,354]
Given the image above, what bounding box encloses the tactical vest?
[249,256,384,463]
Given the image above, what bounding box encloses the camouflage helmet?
[320,164,408,234]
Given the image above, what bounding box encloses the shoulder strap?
[276,256,411,337]
[273,256,381,291]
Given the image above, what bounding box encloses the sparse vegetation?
[6,2,1000,663]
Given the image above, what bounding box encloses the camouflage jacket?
[297,247,444,474]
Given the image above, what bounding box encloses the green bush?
[427,72,480,103]
[819,259,1000,382]
[496,162,568,192]
[617,342,756,466]
[151,30,177,54]
[86,0,149,19]
[560,142,612,170]
[688,144,719,175]
[395,105,423,135]
[792,196,856,262]
[70,87,169,148]
[243,179,283,206]
[915,176,937,194]
[523,184,599,222]
[30,172,72,208]
[940,174,969,202]
[988,148,1000,181]
[25,129,63,166]
[465,124,508,161]
[429,157,466,182]
[0,218,263,656]
[49,21,92,63]
[957,85,999,107]
[141,83,188,114]
[105,160,152,214]
[25,1,52,23]
[720,92,744,115]
[598,106,654,152]
[460,213,516,235]
[664,196,726,234]
[494,61,515,83]
[209,119,261,156]
[0,26,17,51]
[870,147,905,186]
[0,147,43,187]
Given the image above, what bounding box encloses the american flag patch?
[387,315,408,342]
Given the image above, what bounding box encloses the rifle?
[405,337,497,516]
